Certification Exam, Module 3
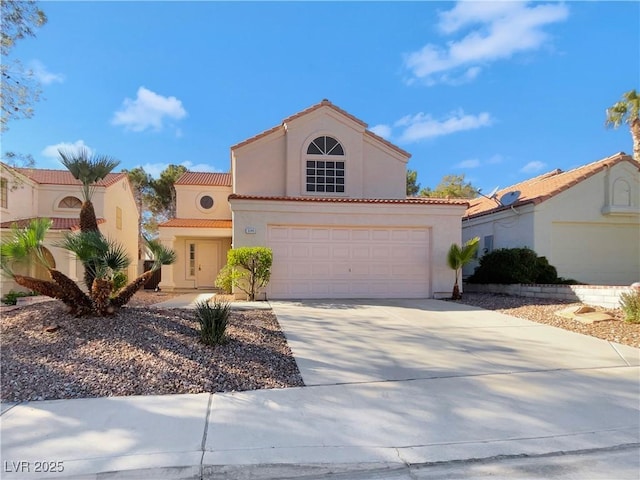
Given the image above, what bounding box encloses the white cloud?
[457,158,481,169]
[42,140,93,159]
[372,109,493,144]
[112,87,187,132]
[487,154,504,164]
[369,124,392,139]
[141,161,221,178]
[30,60,65,85]
[404,1,569,85]
[397,110,492,143]
[521,161,547,173]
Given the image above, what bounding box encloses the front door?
[196,241,219,288]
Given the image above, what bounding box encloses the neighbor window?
[0,178,7,209]
[59,196,82,208]
[199,195,214,209]
[306,136,345,193]
[116,206,123,230]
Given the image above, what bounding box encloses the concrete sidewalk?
[1,299,639,479]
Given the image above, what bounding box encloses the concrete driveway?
[270,299,639,386]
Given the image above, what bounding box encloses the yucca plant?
[195,299,230,346]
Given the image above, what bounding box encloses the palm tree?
[58,147,120,289]
[605,89,640,162]
[446,237,479,300]
[1,219,176,316]
[58,147,120,232]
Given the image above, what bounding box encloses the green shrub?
[225,247,273,301]
[619,289,640,324]
[468,247,562,284]
[215,264,237,294]
[195,299,230,345]
[1,290,37,305]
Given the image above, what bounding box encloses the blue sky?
[3,1,639,195]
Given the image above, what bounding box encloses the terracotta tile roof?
[15,168,125,187]
[228,194,469,206]
[230,99,410,158]
[158,218,232,228]
[0,217,105,231]
[466,152,638,219]
[175,172,232,186]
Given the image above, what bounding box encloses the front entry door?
[196,241,219,288]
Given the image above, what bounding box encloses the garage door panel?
[267,225,430,299]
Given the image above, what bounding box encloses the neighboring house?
[158,99,468,299]
[0,163,139,294]
[462,153,640,286]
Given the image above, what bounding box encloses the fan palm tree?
[447,237,479,300]
[1,219,176,316]
[605,89,640,162]
[58,147,120,232]
[58,147,120,289]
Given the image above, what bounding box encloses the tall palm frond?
[605,89,640,162]
[58,147,120,202]
[146,238,178,270]
[0,218,53,277]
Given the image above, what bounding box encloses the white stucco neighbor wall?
[230,198,466,298]
[462,160,639,285]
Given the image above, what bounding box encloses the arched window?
[58,196,82,208]
[306,136,345,193]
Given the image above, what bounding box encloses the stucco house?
[158,99,469,299]
[462,153,640,286]
[0,163,139,294]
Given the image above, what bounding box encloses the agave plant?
[1,219,176,316]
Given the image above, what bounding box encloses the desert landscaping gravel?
[1,291,638,403]
[455,293,639,349]
[1,292,304,402]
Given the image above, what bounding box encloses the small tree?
[222,247,273,301]
[446,237,479,300]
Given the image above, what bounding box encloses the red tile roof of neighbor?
[228,194,469,206]
[174,172,232,186]
[0,217,105,231]
[158,219,232,228]
[230,99,411,158]
[15,168,126,187]
[466,152,639,219]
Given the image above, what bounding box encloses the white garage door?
[267,225,430,299]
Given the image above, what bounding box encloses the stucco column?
[158,236,176,291]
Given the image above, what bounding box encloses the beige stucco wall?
[175,185,232,219]
[462,161,639,285]
[229,198,467,298]
[231,106,408,199]
[232,131,287,196]
[0,165,38,222]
